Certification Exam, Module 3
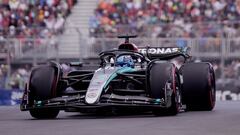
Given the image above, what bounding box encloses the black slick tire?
[181,62,216,111]
[147,61,180,116]
[30,109,59,119]
[28,66,60,119]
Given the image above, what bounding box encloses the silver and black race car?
[20,35,216,119]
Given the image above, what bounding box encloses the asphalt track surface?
[1,101,240,135]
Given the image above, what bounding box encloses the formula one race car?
[20,35,216,119]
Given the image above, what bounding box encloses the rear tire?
[147,61,180,116]
[181,62,216,111]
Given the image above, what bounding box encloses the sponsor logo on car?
[139,48,179,54]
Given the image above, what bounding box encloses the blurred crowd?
[90,0,240,37]
[0,0,77,59]
[0,0,77,37]
[0,0,77,54]
[0,64,30,90]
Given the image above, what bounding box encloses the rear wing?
[138,47,191,61]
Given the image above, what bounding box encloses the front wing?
[20,93,171,111]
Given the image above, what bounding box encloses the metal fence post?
[33,38,37,66]
[220,38,226,81]
[4,38,12,89]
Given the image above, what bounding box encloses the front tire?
[30,109,59,119]
[28,64,61,119]
[147,61,180,116]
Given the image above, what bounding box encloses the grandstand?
[0,0,240,91]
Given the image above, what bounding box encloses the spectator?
[0,0,77,55]
[90,0,240,38]
[0,0,76,38]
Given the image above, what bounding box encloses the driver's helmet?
[116,55,134,68]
